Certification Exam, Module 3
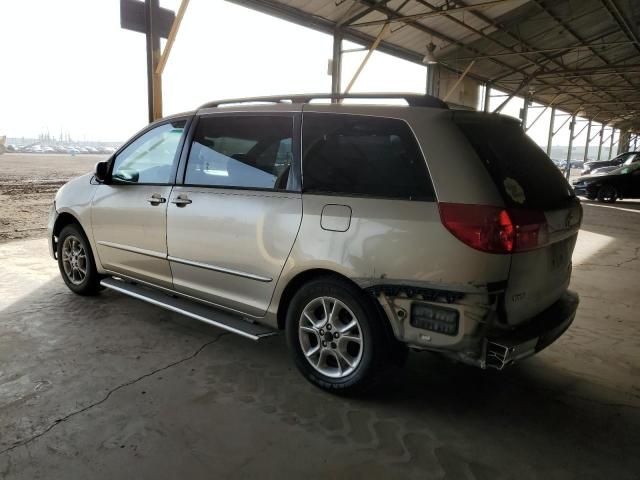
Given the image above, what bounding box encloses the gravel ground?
[0,153,103,243]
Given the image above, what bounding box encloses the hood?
[573,174,606,184]
[55,172,98,207]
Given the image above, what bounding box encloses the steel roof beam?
[599,0,640,56]
[350,0,517,27]
[439,0,618,107]
[452,0,630,107]
[530,0,636,91]
[356,0,597,111]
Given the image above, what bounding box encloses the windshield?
[454,115,574,209]
[609,162,640,176]
[623,153,639,165]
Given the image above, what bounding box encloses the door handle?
[171,195,192,207]
[147,194,167,205]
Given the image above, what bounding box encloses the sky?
[0,0,609,153]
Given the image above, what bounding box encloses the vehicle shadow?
[1,274,638,479]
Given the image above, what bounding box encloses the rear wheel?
[597,184,617,203]
[57,224,101,295]
[285,276,402,394]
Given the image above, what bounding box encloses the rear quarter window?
[455,115,574,210]
[302,113,435,201]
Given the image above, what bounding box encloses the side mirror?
[95,161,109,183]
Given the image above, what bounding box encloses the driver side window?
[112,120,186,184]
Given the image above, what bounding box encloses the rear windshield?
[455,115,574,210]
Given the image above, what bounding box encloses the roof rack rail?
[198,93,449,110]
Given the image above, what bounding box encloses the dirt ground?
[0,153,102,243]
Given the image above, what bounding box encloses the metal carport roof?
[227,0,640,132]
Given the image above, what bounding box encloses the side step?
[100,277,278,340]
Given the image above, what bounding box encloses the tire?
[597,184,617,203]
[56,223,101,295]
[285,276,402,394]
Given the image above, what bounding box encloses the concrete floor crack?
[0,332,229,458]
[615,246,640,267]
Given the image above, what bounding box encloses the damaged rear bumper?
[373,283,578,370]
[483,290,579,369]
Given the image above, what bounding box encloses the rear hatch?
[454,112,582,325]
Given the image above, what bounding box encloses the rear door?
[455,114,582,325]
[166,113,302,317]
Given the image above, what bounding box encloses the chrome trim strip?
[167,256,272,283]
[100,279,275,340]
[97,241,166,260]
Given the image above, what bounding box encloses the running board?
[100,277,278,341]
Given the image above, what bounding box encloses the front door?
[91,118,188,288]
[166,114,302,317]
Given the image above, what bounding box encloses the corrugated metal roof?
[228,0,640,131]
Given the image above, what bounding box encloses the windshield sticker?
[504,177,526,204]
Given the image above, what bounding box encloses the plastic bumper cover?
[484,290,579,369]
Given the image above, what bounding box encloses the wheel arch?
[276,269,360,330]
[275,268,395,343]
[52,212,91,259]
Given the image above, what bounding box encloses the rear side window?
[302,113,435,201]
[185,116,294,190]
[455,117,574,210]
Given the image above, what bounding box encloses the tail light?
[438,203,548,254]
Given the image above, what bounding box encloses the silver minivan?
[49,94,581,393]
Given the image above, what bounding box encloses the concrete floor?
[0,201,638,480]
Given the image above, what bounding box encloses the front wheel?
[57,224,101,295]
[597,184,617,203]
[285,276,402,394]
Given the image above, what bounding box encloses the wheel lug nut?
[319,329,324,335]
[322,341,327,347]
[334,332,339,338]
[326,324,332,330]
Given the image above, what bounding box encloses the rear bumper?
[483,290,579,369]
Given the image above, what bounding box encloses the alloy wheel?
[61,235,87,285]
[298,296,364,378]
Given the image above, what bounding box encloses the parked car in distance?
[581,152,639,175]
[590,165,619,175]
[573,161,640,202]
[48,94,581,393]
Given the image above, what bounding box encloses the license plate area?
[550,238,571,270]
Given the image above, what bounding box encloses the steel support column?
[584,119,592,161]
[565,116,576,178]
[483,82,491,112]
[597,126,605,161]
[608,129,615,159]
[521,95,530,131]
[618,130,630,155]
[145,0,162,122]
[546,107,556,156]
[331,30,342,101]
